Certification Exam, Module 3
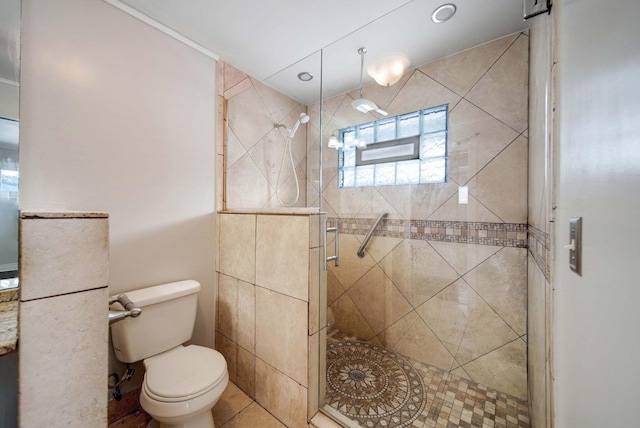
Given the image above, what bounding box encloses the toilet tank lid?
[111,280,200,308]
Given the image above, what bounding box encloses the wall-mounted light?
[327,131,368,150]
[367,54,410,87]
[328,133,343,150]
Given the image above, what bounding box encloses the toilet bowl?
[110,280,229,428]
[140,345,228,428]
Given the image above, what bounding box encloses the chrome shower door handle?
[324,218,339,270]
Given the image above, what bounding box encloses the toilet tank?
[110,280,200,363]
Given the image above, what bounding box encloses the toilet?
[110,280,229,428]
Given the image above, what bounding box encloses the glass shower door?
[318,23,531,428]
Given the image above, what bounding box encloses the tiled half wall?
[215,212,326,428]
[19,212,109,426]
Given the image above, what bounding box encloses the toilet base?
[146,409,215,428]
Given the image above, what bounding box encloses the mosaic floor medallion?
[326,339,427,427]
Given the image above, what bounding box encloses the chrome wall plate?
[568,216,582,276]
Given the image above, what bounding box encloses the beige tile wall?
[318,32,530,400]
[19,212,109,427]
[220,63,309,210]
[311,32,529,222]
[216,212,326,428]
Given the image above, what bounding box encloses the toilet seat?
[143,345,227,403]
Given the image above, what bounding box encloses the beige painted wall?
[554,0,640,426]
[20,0,217,355]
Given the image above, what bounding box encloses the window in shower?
[337,104,448,188]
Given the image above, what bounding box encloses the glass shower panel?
[318,5,530,424]
[250,51,324,210]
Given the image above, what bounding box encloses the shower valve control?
[568,216,582,276]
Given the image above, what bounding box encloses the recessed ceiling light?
[431,3,457,23]
[297,71,313,82]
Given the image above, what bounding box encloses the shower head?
[288,112,310,138]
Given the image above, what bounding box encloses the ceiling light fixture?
[297,71,314,82]
[351,47,389,116]
[367,54,410,87]
[431,3,457,23]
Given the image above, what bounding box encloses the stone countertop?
[0,289,18,355]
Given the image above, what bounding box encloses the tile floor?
[111,339,529,428]
[109,382,288,428]
[325,332,530,428]
[212,382,286,427]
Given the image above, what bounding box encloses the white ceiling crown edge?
[101,0,220,61]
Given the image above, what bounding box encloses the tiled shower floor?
[325,331,529,428]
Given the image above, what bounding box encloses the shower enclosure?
[217,2,546,427]
[315,26,530,425]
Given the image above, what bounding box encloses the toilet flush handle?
[108,294,142,325]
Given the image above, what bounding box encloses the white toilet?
[110,280,229,428]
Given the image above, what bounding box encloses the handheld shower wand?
[275,112,310,206]
[289,112,310,138]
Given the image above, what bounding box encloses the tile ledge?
[20,211,109,219]
[220,207,323,216]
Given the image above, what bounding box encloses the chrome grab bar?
[108,293,142,325]
[324,218,339,270]
[357,211,388,257]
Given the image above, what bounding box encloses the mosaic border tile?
[329,218,528,248]
[528,224,550,281]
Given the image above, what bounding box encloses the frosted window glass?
[420,132,446,158]
[423,109,447,132]
[420,158,446,183]
[356,165,375,187]
[342,168,355,187]
[359,123,374,144]
[343,129,356,148]
[343,148,356,167]
[396,160,420,184]
[377,118,396,141]
[336,104,448,188]
[375,163,396,186]
[398,113,420,137]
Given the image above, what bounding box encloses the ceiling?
[0,0,529,104]
[118,0,528,104]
